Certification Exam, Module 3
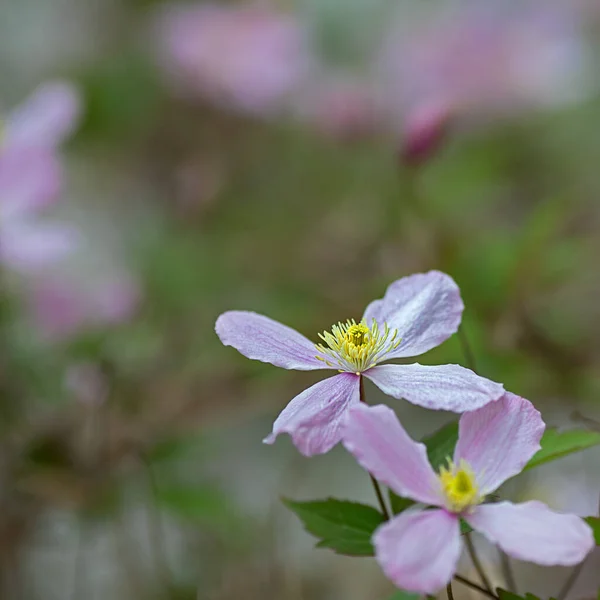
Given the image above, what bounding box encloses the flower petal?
[6,81,81,149]
[215,311,328,371]
[343,403,441,505]
[264,373,360,456]
[467,501,594,566]
[374,509,462,594]
[362,271,463,359]
[366,364,503,412]
[454,392,544,495]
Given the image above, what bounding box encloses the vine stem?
[446,581,455,600]
[465,532,494,595]
[359,376,390,520]
[454,575,499,599]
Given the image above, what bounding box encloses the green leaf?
[497,589,542,600]
[524,428,600,471]
[388,490,415,515]
[283,497,385,556]
[385,590,420,600]
[422,421,459,470]
[584,517,600,545]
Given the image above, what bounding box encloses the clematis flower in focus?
[155,2,310,116]
[342,396,594,594]
[216,271,504,456]
[0,82,81,272]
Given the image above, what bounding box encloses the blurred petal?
[366,364,503,412]
[467,501,594,566]
[0,148,61,213]
[362,271,464,359]
[5,81,81,148]
[374,509,461,594]
[454,393,544,494]
[0,224,77,272]
[216,310,327,371]
[343,403,441,505]
[264,373,360,456]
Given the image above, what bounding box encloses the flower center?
[315,318,401,374]
[438,459,482,514]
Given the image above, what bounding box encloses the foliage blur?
[1,0,600,598]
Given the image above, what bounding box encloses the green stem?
[465,532,494,595]
[359,376,390,520]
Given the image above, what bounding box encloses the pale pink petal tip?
[343,403,441,505]
[362,270,464,359]
[265,372,360,456]
[455,392,544,494]
[374,509,461,594]
[467,501,595,566]
[215,310,327,371]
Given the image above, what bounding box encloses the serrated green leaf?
[385,590,420,600]
[524,428,600,471]
[584,517,600,545]
[283,497,385,556]
[422,421,459,470]
[388,490,415,515]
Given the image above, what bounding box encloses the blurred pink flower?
[30,267,139,340]
[0,82,81,272]
[380,3,594,139]
[343,396,594,594]
[155,2,311,116]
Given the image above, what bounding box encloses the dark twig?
[465,532,494,595]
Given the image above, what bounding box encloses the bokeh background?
[1,0,600,598]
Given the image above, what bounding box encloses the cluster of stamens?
[315,318,401,374]
[438,458,482,514]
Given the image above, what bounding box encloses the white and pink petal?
[264,372,360,456]
[454,393,544,495]
[466,501,594,566]
[216,311,328,371]
[343,403,441,505]
[362,271,463,359]
[374,509,462,594]
[365,363,503,413]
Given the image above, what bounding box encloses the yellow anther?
[438,459,482,514]
[315,318,401,373]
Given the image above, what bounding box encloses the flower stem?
[498,548,517,593]
[446,582,455,600]
[458,326,478,373]
[465,532,494,595]
[454,574,499,599]
[359,376,391,520]
[556,559,585,600]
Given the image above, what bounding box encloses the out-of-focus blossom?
[155,2,311,116]
[343,396,595,594]
[379,3,594,139]
[216,271,504,456]
[3,81,81,151]
[0,82,81,273]
[30,265,139,340]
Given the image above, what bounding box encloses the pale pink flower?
[343,396,594,594]
[155,2,310,115]
[216,271,504,456]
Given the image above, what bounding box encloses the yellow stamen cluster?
[315,318,401,374]
[438,459,482,514]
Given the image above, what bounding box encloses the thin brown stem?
[359,376,390,520]
[498,548,517,593]
[446,581,455,600]
[454,574,499,599]
[465,532,494,595]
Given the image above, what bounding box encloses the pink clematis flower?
[342,396,595,594]
[216,271,504,456]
